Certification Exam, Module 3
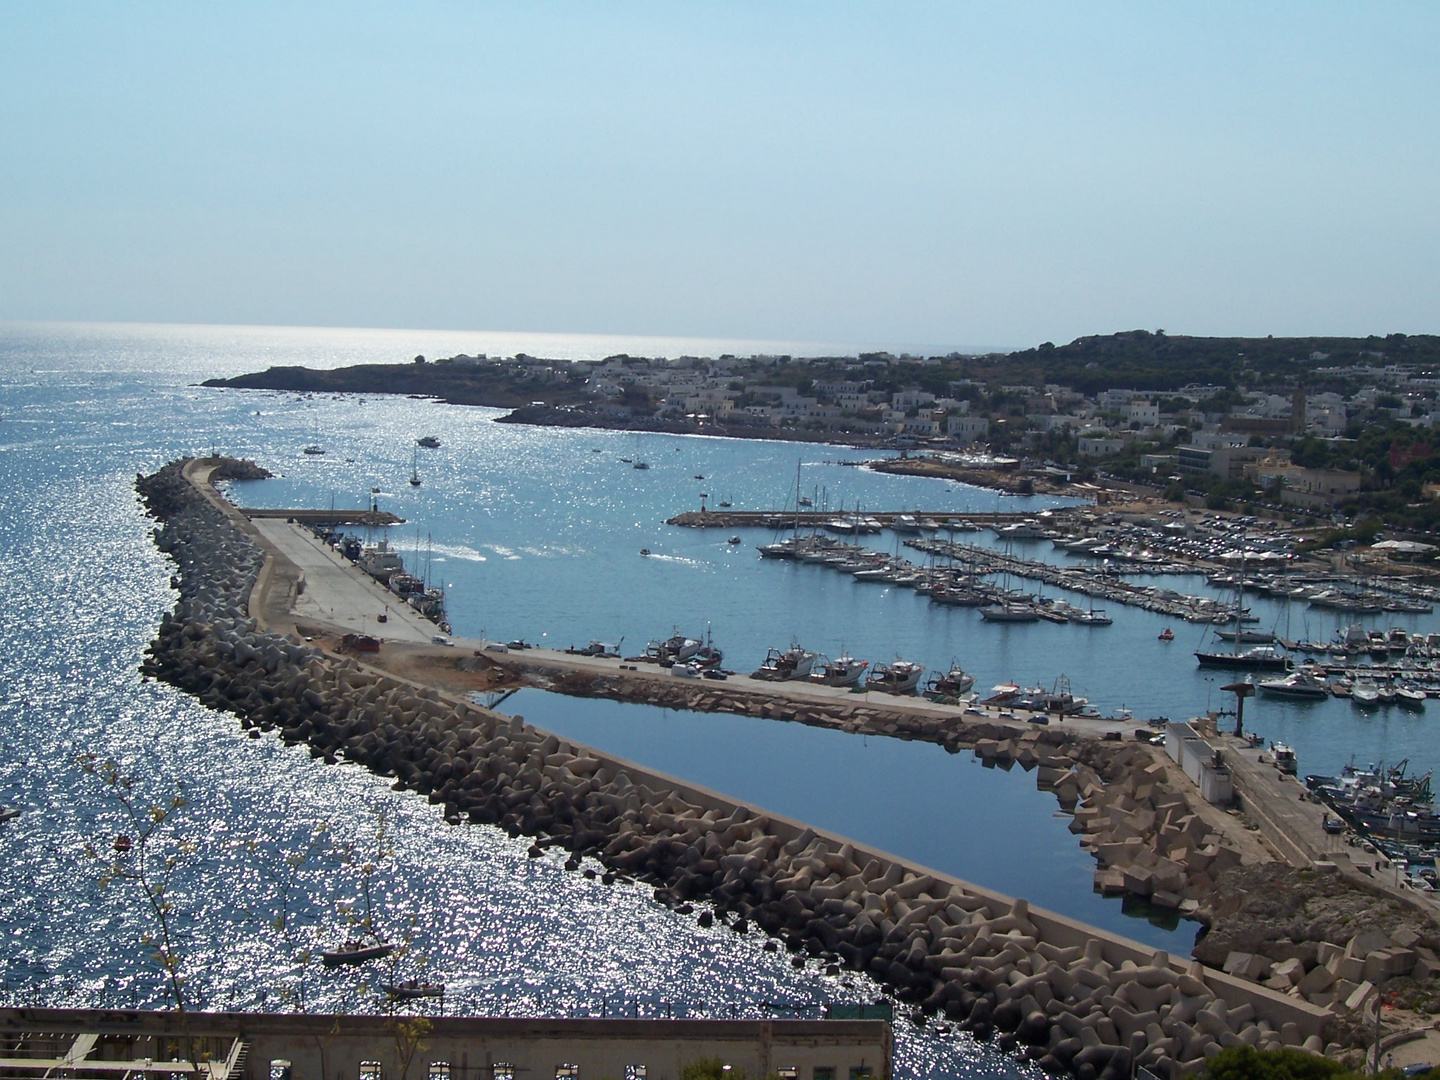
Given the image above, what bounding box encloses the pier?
[242,508,404,526]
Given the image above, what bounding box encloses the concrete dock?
[249,518,438,644]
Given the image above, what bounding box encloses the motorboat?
[416,435,441,448]
[1351,677,1380,708]
[865,659,925,695]
[0,806,20,824]
[1270,742,1298,775]
[1396,684,1428,710]
[303,445,325,455]
[808,654,869,688]
[1158,628,1175,641]
[892,514,922,534]
[1256,671,1330,701]
[752,644,817,681]
[321,939,395,967]
[1376,681,1398,706]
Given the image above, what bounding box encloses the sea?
[2,321,1437,1079]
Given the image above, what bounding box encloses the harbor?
[131,457,1440,1064]
[132,456,1349,1074]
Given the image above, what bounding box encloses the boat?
[303,445,325,455]
[0,806,20,823]
[1396,684,1427,710]
[1216,629,1277,644]
[639,548,651,556]
[1070,598,1112,626]
[1376,681,1398,706]
[384,980,445,1000]
[1256,671,1329,700]
[409,447,421,487]
[930,585,988,607]
[1270,742,1298,775]
[752,644,817,681]
[416,435,441,448]
[1194,644,1289,671]
[321,939,396,967]
[924,662,976,702]
[865,659,925,695]
[980,602,1040,623]
[1158,628,1174,641]
[892,514,922,534]
[1351,677,1380,708]
[808,654,869,688]
[728,535,742,545]
[633,461,650,470]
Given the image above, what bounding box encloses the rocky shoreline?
[135,458,1342,1076]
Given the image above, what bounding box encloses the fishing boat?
[1256,671,1330,700]
[321,939,396,967]
[865,659,925,695]
[416,435,441,448]
[808,654,869,688]
[924,661,976,701]
[1158,628,1175,641]
[752,643,817,681]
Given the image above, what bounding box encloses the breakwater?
[134,458,1331,1077]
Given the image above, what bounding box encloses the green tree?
[1201,1045,1373,1080]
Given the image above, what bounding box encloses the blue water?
[2,320,1437,1078]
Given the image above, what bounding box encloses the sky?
[1,2,1437,351]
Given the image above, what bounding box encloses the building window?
[269,1062,292,1080]
[625,1068,647,1080]
[814,1070,836,1080]
[492,1065,516,1080]
[556,1067,580,1080]
[360,1063,383,1080]
[430,1065,451,1080]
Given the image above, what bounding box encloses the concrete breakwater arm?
[133,458,1334,1077]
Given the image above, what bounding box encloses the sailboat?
[409,447,422,487]
[1195,553,1288,670]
